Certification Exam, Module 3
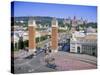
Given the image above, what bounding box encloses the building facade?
[70,31,97,56]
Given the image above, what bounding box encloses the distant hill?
[11,16,64,27]
[11,16,97,28]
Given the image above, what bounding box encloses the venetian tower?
[51,17,58,52]
[28,17,36,54]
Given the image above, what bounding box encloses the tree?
[18,37,24,49]
[86,22,97,28]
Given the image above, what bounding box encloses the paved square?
[13,51,97,74]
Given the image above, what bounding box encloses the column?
[51,18,58,52]
[28,17,36,54]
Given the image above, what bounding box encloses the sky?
[11,1,97,22]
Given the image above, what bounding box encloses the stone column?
[28,18,36,54]
[51,18,58,52]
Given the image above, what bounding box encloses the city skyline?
[11,1,97,22]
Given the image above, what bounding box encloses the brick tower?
[51,18,58,52]
[28,18,36,54]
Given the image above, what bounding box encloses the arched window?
[77,46,80,53]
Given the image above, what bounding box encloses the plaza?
[13,51,97,74]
